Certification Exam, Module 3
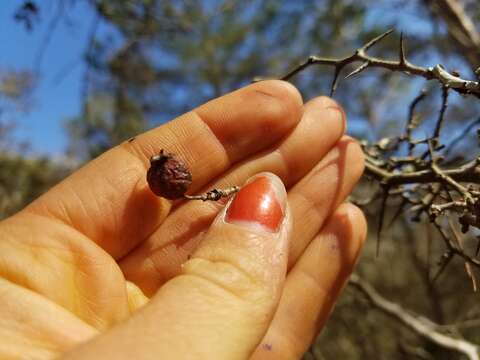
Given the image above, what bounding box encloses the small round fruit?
[147,150,192,199]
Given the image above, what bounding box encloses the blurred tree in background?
[3,0,480,358]
[0,68,71,218]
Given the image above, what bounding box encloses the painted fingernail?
[225,173,286,233]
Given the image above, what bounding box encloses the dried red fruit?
[147,150,192,199]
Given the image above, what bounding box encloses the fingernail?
[325,105,346,131]
[225,173,286,233]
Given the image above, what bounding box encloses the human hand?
[0,80,366,359]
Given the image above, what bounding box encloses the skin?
[0,80,366,359]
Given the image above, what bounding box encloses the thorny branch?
[257,29,480,97]
[350,274,479,360]
[264,30,480,278]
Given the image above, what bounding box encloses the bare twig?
[432,251,454,282]
[376,186,389,256]
[438,318,480,331]
[260,29,480,268]
[365,156,480,187]
[447,217,478,291]
[350,274,479,360]
[405,89,428,154]
[258,30,480,97]
[428,140,473,202]
[434,222,480,269]
[431,200,466,213]
[432,87,449,140]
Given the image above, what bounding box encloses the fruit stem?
[184,186,240,201]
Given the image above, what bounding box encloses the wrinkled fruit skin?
[147,150,192,199]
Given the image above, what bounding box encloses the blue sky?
[0,1,469,156]
[0,0,95,155]
[0,1,424,156]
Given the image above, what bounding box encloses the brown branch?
[431,200,466,213]
[432,87,449,140]
[258,30,480,97]
[434,222,480,269]
[447,217,478,291]
[405,89,428,155]
[376,186,389,256]
[259,29,480,269]
[438,318,480,331]
[365,156,480,187]
[427,140,473,202]
[350,274,480,360]
[410,184,442,222]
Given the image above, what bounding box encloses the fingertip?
[303,96,346,140]
[344,203,368,244]
[191,80,303,165]
[250,80,303,127]
[328,202,367,263]
[304,95,342,112]
[338,135,366,182]
[341,135,364,158]
[254,80,303,109]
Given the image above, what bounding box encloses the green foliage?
[67,92,146,159]
[0,70,34,100]
[0,152,69,219]
[0,69,66,220]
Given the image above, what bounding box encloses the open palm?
[0,80,365,359]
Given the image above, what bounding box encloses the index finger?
[25,80,303,259]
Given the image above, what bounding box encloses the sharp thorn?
[399,32,406,65]
[431,252,453,283]
[363,28,395,52]
[330,67,342,97]
[345,61,369,79]
[376,187,389,257]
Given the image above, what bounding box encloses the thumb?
[66,173,291,360]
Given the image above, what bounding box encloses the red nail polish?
[225,176,285,232]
